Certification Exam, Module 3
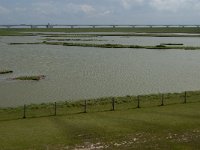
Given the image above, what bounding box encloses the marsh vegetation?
[9,41,200,50]
[13,75,46,81]
[42,38,105,42]
[0,70,13,74]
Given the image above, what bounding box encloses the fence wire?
[0,91,200,121]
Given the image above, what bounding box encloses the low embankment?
[0,91,199,121]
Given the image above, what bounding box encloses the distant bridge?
[0,24,200,29]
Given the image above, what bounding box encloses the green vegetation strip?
[42,33,200,38]
[43,38,105,41]
[9,42,42,45]
[43,34,99,38]
[13,75,46,81]
[160,43,184,46]
[1,90,200,120]
[0,70,13,74]
[1,28,200,38]
[0,93,200,149]
[43,41,200,50]
[9,41,200,50]
[1,27,200,35]
[1,28,200,37]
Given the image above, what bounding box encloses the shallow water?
[1,34,200,107]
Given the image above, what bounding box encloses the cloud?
[14,7,27,12]
[0,5,10,15]
[79,4,112,17]
[29,1,111,18]
[0,0,200,24]
[149,0,193,12]
[99,10,112,16]
[80,4,96,15]
[32,2,61,15]
[118,0,200,12]
[120,0,144,9]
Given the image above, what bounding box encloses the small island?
[0,70,13,74]
[13,75,46,81]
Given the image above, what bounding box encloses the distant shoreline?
[0,27,200,36]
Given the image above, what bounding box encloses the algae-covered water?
[1,33,200,107]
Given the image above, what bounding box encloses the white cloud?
[79,4,112,17]
[1,0,200,24]
[99,10,112,16]
[80,4,96,15]
[30,2,110,18]
[0,5,10,15]
[119,0,200,12]
[120,0,144,9]
[63,3,82,13]
[149,0,193,12]
[32,2,60,15]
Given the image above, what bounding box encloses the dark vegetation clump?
[0,70,13,74]
[13,75,46,81]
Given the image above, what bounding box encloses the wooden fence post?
[184,91,187,104]
[84,100,87,113]
[112,98,115,111]
[137,96,140,108]
[23,104,26,119]
[161,94,164,106]
[54,102,57,116]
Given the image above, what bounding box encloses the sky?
[0,0,200,25]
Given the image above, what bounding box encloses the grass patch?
[9,42,42,45]
[62,42,132,48]
[13,75,45,81]
[9,41,200,50]
[1,27,200,34]
[41,33,200,38]
[0,91,200,149]
[0,100,200,149]
[43,41,200,50]
[155,44,167,48]
[0,29,35,36]
[43,34,100,38]
[43,38,105,42]
[0,70,13,74]
[0,91,199,120]
[160,43,184,46]
[1,28,200,37]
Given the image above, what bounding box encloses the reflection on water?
[1,34,200,107]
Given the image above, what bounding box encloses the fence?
[0,91,200,121]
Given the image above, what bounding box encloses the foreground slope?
[0,103,199,150]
